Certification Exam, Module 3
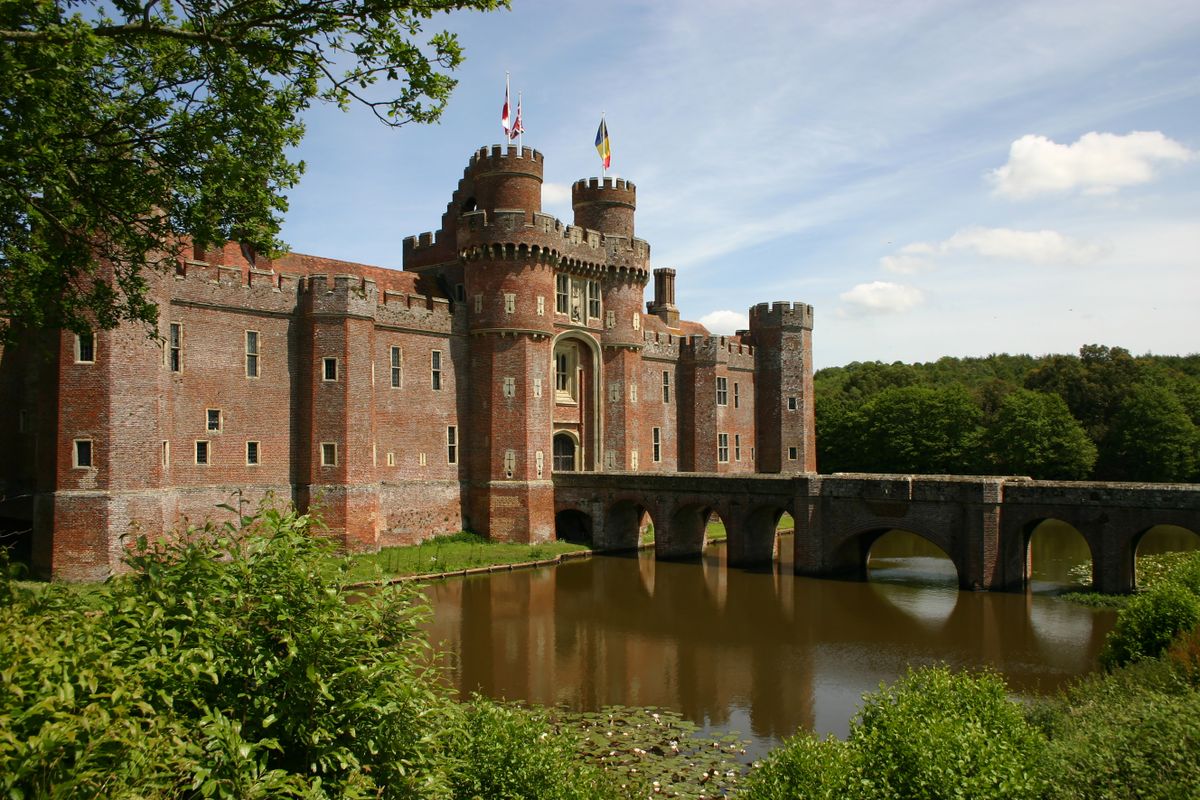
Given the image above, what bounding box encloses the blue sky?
[279,0,1200,369]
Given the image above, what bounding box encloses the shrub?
[1101,581,1200,668]
[1037,661,1200,800]
[740,733,850,800]
[741,666,1046,800]
[444,700,615,800]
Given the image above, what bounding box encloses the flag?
[501,75,511,136]
[509,93,524,140]
[595,117,611,169]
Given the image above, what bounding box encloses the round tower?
[466,144,544,216]
[571,177,636,238]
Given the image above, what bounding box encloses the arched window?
[553,433,577,472]
[553,341,578,402]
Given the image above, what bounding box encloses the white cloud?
[541,182,571,208]
[698,309,749,334]
[882,226,1108,273]
[990,131,1195,198]
[839,282,924,316]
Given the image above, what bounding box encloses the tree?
[0,0,504,338]
[985,389,1097,479]
[1100,383,1199,482]
[858,385,984,474]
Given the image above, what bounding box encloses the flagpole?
[518,91,523,152]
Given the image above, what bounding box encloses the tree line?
[816,345,1200,482]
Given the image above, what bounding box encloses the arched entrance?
[1025,519,1093,591]
[551,331,601,471]
[555,508,592,544]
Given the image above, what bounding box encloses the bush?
[1036,661,1200,800]
[0,502,606,799]
[444,700,615,800]
[742,666,1047,800]
[1101,581,1200,668]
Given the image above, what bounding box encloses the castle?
[0,144,816,581]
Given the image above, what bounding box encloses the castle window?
[631,448,639,470]
[74,333,95,364]
[733,382,739,408]
[504,449,516,479]
[533,377,542,398]
[555,274,569,313]
[161,441,169,467]
[554,341,578,402]
[321,442,337,466]
[474,294,483,313]
[195,440,209,465]
[168,323,182,373]
[206,409,222,432]
[605,310,615,329]
[419,452,427,467]
[322,357,338,382]
[788,446,798,461]
[537,296,545,316]
[455,283,466,302]
[535,450,544,478]
[632,313,640,331]
[587,280,601,319]
[662,371,670,403]
[788,396,797,411]
[718,433,729,463]
[372,443,377,466]
[504,293,516,314]
[431,350,442,390]
[609,382,621,403]
[73,439,93,469]
[552,433,576,472]
[390,346,402,388]
[246,441,259,465]
[503,376,516,398]
[386,451,395,467]
[734,434,741,461]
[447,426,457,464]
[652,428,661,462]
[716,377,728,406]
[630,382,637,403]
[245,331,259,378]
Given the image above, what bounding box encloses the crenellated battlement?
[749,301,815,330]
[454,208,650,279]
[572,176,636,198]
[467,145,544,182]
[678,334,756,366]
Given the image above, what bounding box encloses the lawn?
[342,531,589,583]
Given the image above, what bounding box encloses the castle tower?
[572,177,636,239]
[747,302,816,474]
[458,145,557,542]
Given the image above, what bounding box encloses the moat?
[420,526,1196,758]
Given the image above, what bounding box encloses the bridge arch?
[826,523,963,587]
[555,507,592,545]
[600,498,650,552]
[1132,523,1200,589]
[727,504,790,568]
[657,500,732,561]
[1024,518,1096,590]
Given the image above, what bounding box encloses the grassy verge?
[342,531,590,583]
[1062,551,1197,608]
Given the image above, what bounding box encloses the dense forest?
[815,345,1200,482]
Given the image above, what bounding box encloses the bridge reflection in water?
[422,535,1118,758]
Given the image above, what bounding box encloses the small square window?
[246,441,259,465]
[321,442,337,466]
[788,446,798,461]
[788,397,797,411]
[195,440,209,465]
[323,357,338,382]
[73,439,93,468]
[206,409,222,432]
[75,333,95,364]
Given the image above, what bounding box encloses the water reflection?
[423,534,1116,756]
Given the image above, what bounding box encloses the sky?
[278,0,1200,370]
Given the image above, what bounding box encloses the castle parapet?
[749,301,814,330]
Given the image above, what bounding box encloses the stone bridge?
[552,472,1200,593]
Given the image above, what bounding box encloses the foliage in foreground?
[0,505,611,799]
[742,666,1047,800]
[1102,550,1200,668]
